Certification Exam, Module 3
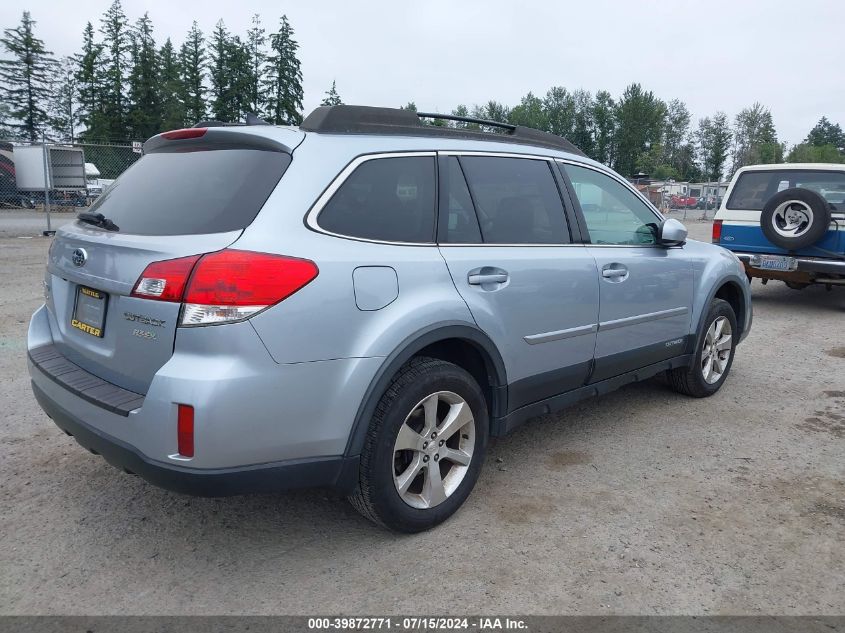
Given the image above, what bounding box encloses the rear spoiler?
[143,127,294,155]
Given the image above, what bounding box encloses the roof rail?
[299,105,585,156]
[416,111,516,132]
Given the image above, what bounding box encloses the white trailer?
[13,145,87,192]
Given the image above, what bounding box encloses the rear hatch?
[44,127,299,394]
[717,167,845,256]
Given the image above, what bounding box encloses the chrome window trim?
[306,149,643,248]
[305,151,439,247]
[438,243,587,248]
[439,149,558,161]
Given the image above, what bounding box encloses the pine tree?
[320,80,342,106]
[179,22,206,124]
[263,16,303,125]
[99,0,131,139]
[571,89,594,157]
[127,13,161,138]
[592,90,616,166]
[246,14,266,116]
[0,11,57,140]
[49,56,77,142]
[209,20,232,121]
[0,102,14,138]
[804,116,845,152]
[74,22,103,139]
[158,38,185,130]
[226,35,253,120]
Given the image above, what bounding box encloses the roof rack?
[299,105,585,156]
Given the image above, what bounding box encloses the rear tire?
[349,357,488,532]
[666,299,738,398]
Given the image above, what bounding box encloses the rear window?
[318,156,436,243]
[86,149,290,235]
[727,169,845,210]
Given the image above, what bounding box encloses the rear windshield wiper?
[77,212,120,232]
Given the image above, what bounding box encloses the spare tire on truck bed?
[760,187,831,250]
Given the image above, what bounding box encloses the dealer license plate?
[71,286,108,337]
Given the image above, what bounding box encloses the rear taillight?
[711,219,723,243]
[130,249,318,326]
[131,255,200,301]
[181,250,318,325]
[177,404,194,457]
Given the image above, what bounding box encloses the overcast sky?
[3,0,844,145]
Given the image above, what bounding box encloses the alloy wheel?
[701,316,733,384]
[392,391,476,509]
[772,200,813,238]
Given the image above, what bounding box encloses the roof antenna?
[246,112,270,126]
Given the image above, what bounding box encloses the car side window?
[318,156,436,243]
[438,156,482,244]
[563,163,660,246]
[459,156,570,244]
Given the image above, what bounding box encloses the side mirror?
[659,218,688,246]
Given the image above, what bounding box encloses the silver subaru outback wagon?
[27,105,752,532]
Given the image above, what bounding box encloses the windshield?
[85,149,290,235]
[727,169,845,210]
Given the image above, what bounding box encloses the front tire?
[349,357,488,532]
[666,299,738,398]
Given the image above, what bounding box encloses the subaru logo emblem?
[71,248,87,267]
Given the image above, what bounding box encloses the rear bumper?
[32,380,360,496]
[734,252,845,282]
[27,303,381,494]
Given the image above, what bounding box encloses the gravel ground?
[0,222,843,615]
[0,210,75,237]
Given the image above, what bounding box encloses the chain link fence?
[633,179,726,221]
[1,138,721,236]
[0,139,141,217]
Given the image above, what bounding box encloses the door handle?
[467,267,509,286]
[601,264,629,281]
[601,268,627,278]
[468,273,508,285]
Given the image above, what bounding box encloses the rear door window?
[727,169,845,210]
[318,155,436,243]
[438,156,482,244]
[87,149,290,235]
[459,156,570,244]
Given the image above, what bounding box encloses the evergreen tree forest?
[2,4,844,180]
